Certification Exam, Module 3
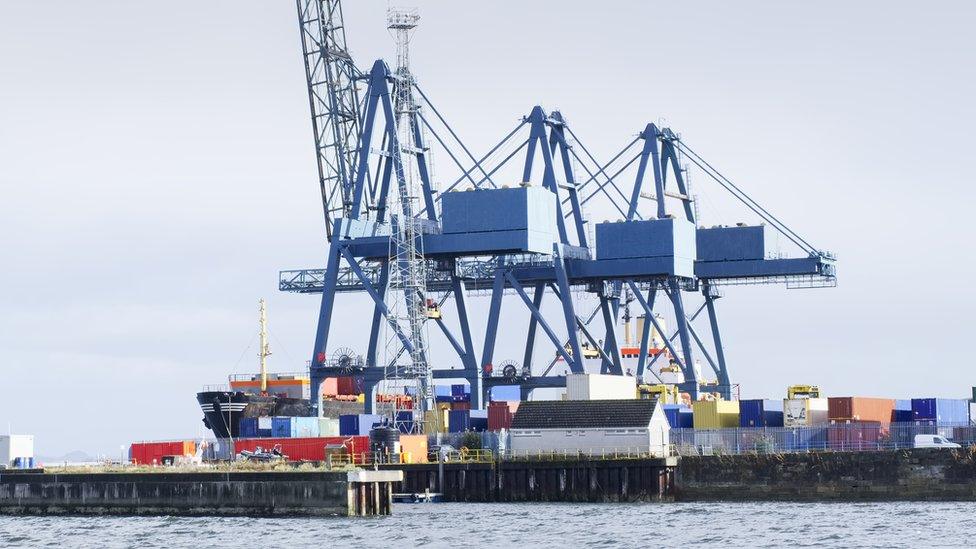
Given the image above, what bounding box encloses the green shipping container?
[693,400,740,429]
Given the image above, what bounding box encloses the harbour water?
[1,502,974,547]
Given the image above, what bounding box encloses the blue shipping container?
[290,417,319,438]
[435,385,452,398]
[739,399,785,428]
[239,417,259,438]
[892,399,913,423]
[489,385,521,402]
[339,414,384,436]
[451,384,469,397]
[271,416,292,438]
[911,398,970,424]
[448,410,471,433]
[784,427,828,452]
[663,405,685,428]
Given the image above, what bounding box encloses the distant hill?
[35,450,99,465]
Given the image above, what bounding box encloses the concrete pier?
[0,469,402,516]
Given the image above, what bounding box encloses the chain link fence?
[671,424,976,456]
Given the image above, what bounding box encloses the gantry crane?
[286,2,836,415]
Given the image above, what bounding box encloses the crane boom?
[296,0,364,240]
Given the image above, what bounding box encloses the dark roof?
[510,399,659,430]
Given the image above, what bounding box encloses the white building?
[509,399,670,457]
[0,435,34,468]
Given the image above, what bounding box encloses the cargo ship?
[198,299,336,438]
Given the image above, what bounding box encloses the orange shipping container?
[322,377,339,397]
[399,434,428,463]
[827,397,895,424]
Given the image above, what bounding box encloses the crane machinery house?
[509,399,670,457]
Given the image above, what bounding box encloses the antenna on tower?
[258,298,272,393]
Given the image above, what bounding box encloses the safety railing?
[497,446,676,462]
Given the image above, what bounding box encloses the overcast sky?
[2,1,974,457]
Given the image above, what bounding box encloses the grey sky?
[1,1,973,457]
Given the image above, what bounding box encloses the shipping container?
[451,384,469,397]
[129,440,196,465]
[971,402,976,426]
[0,435,34,468]
[738,399,784,427]
[272,416,292,438]
[783,427,828,451]
[827,397,895,425]
[322,377,339,397]
[892,400,913,423]
[239,417,259,438]
[662,404,693,428]
[566,374,636,400]
[911,398,970,424]
[336,376,364,396]
[469,410,488,432]
[490,385,521,402]
[318,417,340,437]
[488,401,520,431]
[448,410,471,433]
[424,409,449,433]
[451,401,471,411]
[693,400,740,429]
[338,414,384,436]
[827,421,883,451]
[783,398,829,427]
[291,417,319,438]
[399,434,428,463]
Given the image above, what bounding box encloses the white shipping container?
[318,418,340,437]
[257,417,273,430]
[565,374,636,400]
[0,435,34,467]
[783,398,829,427]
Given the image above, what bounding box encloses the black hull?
[196,391,312,439]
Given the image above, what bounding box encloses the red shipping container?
[828,421,882,451]
[336,376,365,396]
[129,440,196,465]
[488,401,520,431]
[827,397,895,425]
[234,436,370,463]
[452,401,471,411]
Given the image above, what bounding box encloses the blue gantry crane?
[287,1,836,416]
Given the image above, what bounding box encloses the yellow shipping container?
[693,400,740,429]
[424,409,449,433]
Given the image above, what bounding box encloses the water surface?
[1,502,973,548]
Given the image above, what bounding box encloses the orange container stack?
[488,401,520,431]
[827,397,895,432]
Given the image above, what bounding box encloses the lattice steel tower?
[383,7,435,432]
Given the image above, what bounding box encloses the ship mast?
[259,298,272,393]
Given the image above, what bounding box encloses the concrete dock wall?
[0,470,402,516]
[386,458,678,502]
[677,448,976,501]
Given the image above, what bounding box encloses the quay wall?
[0,470,401,516]
[677,448,976,501]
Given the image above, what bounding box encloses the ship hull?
[196,391,312,439]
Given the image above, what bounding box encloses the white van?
[914,434,961,449]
